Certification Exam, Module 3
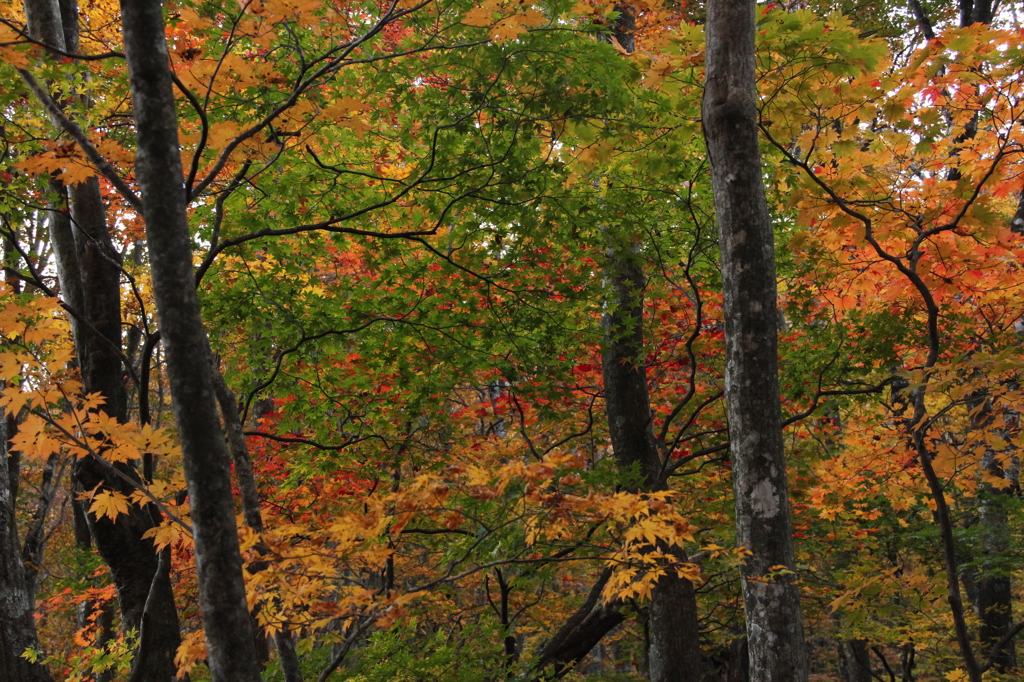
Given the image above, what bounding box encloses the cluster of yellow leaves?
[0,291,77,418]
[221,444,726,665]
[173,631,207,680]
[15,140,98,185]
[0,7,32,69]
[2,285,190,532]
[461,0,547,43]
[598,492,702,602]
[830,564,944,620]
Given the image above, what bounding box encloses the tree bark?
[119,2,261,680]
[20,452,60,605]
[976,484,1015,671]
[22,1,182,678]
[0,410,54,682]
[602,242,703,682]
[703,2,809,681]
[837,639,872,682]
[212,365,304,682]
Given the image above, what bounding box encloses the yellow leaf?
[174,630,208,678]
[58,160,97,184]
[339,117,371,139]
[0,388,33,415]
[142,521,189,551]
[90,490,130,522]
[324,96,369,115]
[462,6,495,26]
[207,121,242,149]
[0,46,32,69]
[518,8,546,27]
[491,17,527,42]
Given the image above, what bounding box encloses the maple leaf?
[491,18,528,43]
[339,117,371,139]
[143,521,189,551]
[90,490,130,522]
[207,121,242,149]
[0,388,33,415]
[58,161,97,184]
[462,6,495,26]
[174,631,208,678]
[0,45,32,69]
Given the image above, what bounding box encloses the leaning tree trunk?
[21,1,181,678]
[602,241,703,682]
[703,2,809,681]
[119,1,261,680]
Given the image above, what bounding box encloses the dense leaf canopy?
[1,0,1023,680]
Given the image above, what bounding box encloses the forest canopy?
[1,0,1023,681]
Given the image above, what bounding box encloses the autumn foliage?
[1,0,1024,681]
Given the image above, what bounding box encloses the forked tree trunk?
[119,1,261,680]
[703,2,809,681]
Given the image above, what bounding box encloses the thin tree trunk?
[725,637,750,682]
[21,452,61,605]
[212,365,304,682]
[703,2,809,681]
[118,2,261,679]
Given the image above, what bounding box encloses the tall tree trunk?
[602,242,703,682]
[960,386,1017,672]
[119,2,261,680]
[596,9,704,678]
[703,2,809,681]
[21,1,182,679]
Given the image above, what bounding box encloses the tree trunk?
[837,639,872,682]
[212,365,304,682]
[20,452,60,605]
[976,486,1015,671]
[703,2,809,681]
[602,242,703,682]
[21,1,182,678]
[119,2,261,680]
[725,637,751,682]
[0,410,54,682]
